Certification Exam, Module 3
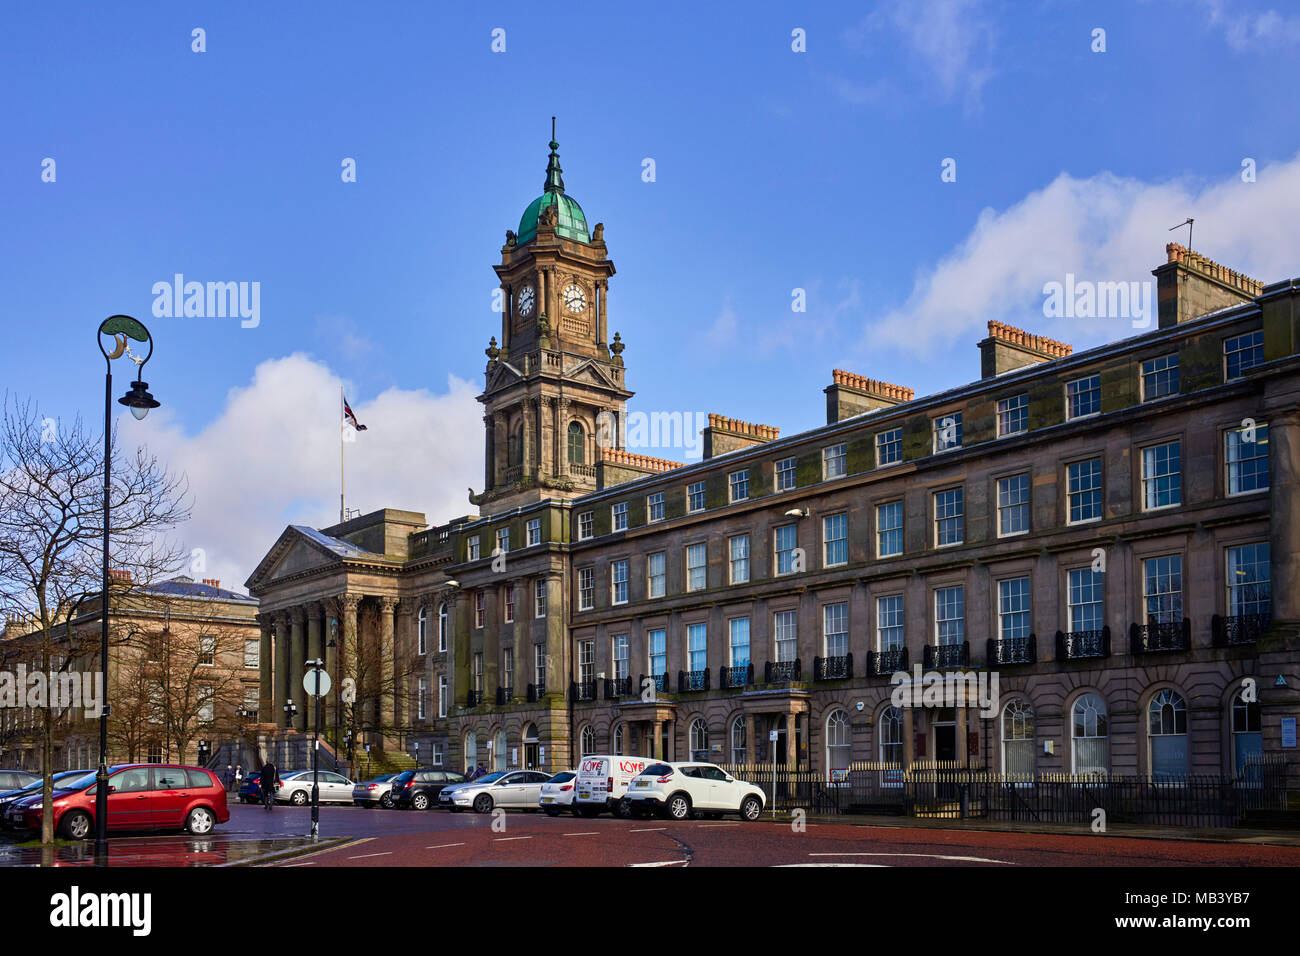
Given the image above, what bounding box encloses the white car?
[625,761,765,821]
[538,770,577,816]
[277,770,356,805]
[574,755,654,817]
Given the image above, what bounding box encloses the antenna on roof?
[1169,217,1194,250]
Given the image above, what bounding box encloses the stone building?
[247,131,1300,783]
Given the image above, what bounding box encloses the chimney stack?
[202,578,221,589]
[702,414,779,460]
[1154,243,1262,329]
[978,321,1072,378]
[108,569,132,585]
[825,370,914,424]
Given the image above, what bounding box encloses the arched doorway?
[523,723,540,770]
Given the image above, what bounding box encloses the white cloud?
[130,354,482,593]
[1196,0,1300,50]
[862,153,1300,356]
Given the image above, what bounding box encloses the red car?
[12,764,230,839]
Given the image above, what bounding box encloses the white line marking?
[696,823,740,827]
[494,836,532,841]
[280,861,317,867]
[629,860,688,867]
[808,852,1016,864]
[425,842,465,849]
[563,831,599,836]
[346,851,392,860]
[629,827,666,833]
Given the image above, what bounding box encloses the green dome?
[516,128,589,245]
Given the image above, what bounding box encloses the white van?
[574,755,653,817]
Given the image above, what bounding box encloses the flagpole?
[339,386,345,524]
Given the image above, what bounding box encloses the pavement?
[3,802,1299,867]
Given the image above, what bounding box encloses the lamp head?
[119,379,161,420]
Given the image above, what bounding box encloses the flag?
[343,394,368,431]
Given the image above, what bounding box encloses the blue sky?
[3,0,1298,589]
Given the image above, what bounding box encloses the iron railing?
[923,641,969,669]
[765,659,802,683]
[678,669,710,692]
[814,654,853,680]
[570,680,597,702]
[720,663,753,689]
[1212,613,1269,647]
[465,690,481,708]
[604,676,633,699]
[494,686,513,705]
[1131,619,1191,654]
[1055,627,1110,660]
[526,682,544,702]
[639,673,669,696]
[986,635,1035,666]
[867,646,908,677]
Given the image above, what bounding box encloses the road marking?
[629,827,666,833]
[808,852,1016,864]
[563,831,599,836]
[629,860,688,867]
[426,842,466,849]
[281,861,317,867]
[777,862,887,867]
[696,823,740,827]
[347,851,392,859]
[494,836,532,842]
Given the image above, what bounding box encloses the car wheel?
[543,807,560,817]
[60,810,92,840]
[665,793,692,821]
[472,793,493,814]
[740,796,763,821]
[614,798,634,819]
[186,806,216,835]
[412,792,430,810]
[379,792,394,809]
[290,790,308,806]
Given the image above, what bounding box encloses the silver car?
[439,770,552,813]
[278,770,356,805]
[352,772,399,808]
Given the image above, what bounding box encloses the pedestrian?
[223,764,235,792]
[260,760,280,810]
[234,764,243,791]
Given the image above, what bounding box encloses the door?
[699,766,732,809]
[151,766,194,828]
[494,772,525,807]
[935,726,957,761]
[524,743,539,770]
[521,771,549,804]
[106,768,154,830]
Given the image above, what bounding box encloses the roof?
[290,525,381,559]
[142,576,258,604]
[516,128,589,245]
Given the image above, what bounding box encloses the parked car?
[390,769,467,810]
[9,764,230,838]
[237,769,284,804]
[438,770,551,813]
[0,770,39,791]
[0,770,94,827]
[352,772,399,808]
[276,770,355,805]
[574,755,654,817]
[538,770,577,816]
[625,761,765,821]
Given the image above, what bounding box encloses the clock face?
[517,285,535,317]
[563,283,587,313]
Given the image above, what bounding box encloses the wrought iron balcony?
[1055,627,1110,660]
[639,673,669,696]
[678,669,710,693]
[813,654,853,681]
[986,635,1036,666]
[719,663,753,689]
[867,646,908,677]
[465,689,481,708]
[1212,613,1269,647]
[495,686,513,705]
[1131,619,1191,654]
[605,676,633,699]
[923,641,969,669]
[526,682,544,702]
[570,679,597,702]
[764,659,802,683]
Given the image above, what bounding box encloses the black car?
[0,770,93,828]
[391,769,466,810]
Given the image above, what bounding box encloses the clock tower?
[471,120,633,515]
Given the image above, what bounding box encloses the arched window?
[1231,687,1262,782]
[580,725,596,756]
[463,732,478,774]
[492,730,507,771]
[826,709,851,779]
[689,717,709,760]
[437,602,448,652]
[508,427,523,468]
[730,716,747,765]
[879,706,903,765]
[1001,699,1035,777]
[1071,693,1109,775]
[417,606,428,656]
[522,723,540,770]
[1148,689,1188,781]
[567,421,585,465]
[613,723,625,756]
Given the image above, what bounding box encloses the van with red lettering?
[573,755,652,817]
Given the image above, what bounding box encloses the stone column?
[785,713,796,767]
[256,613,273,721]
[652,719,662,760]
[494,413,508,484]
[902,707,915,770]
[273,612,289,727]
[324,600,340,732]
[304,602,322,734]
[289,607,306,731]
[745,713,756,768]
[596,279,607,349]
[379,596,398,731]
[483,413,496,492]
[558,398,572,471]
[956,706,969,764]
[340,593,361,753]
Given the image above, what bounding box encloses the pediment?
[564,359,619,390]
[245,526,349,592]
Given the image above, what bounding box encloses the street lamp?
[94,315,159,867]
[304,657,327,839]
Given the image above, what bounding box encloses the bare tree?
[0,395,189,843]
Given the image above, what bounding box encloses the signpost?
[303,663,331,839]
[769,729,779,818]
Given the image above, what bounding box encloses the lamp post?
[304,657,328,839]
[94,315,160,867]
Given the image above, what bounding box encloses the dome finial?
[544,116,565,194]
